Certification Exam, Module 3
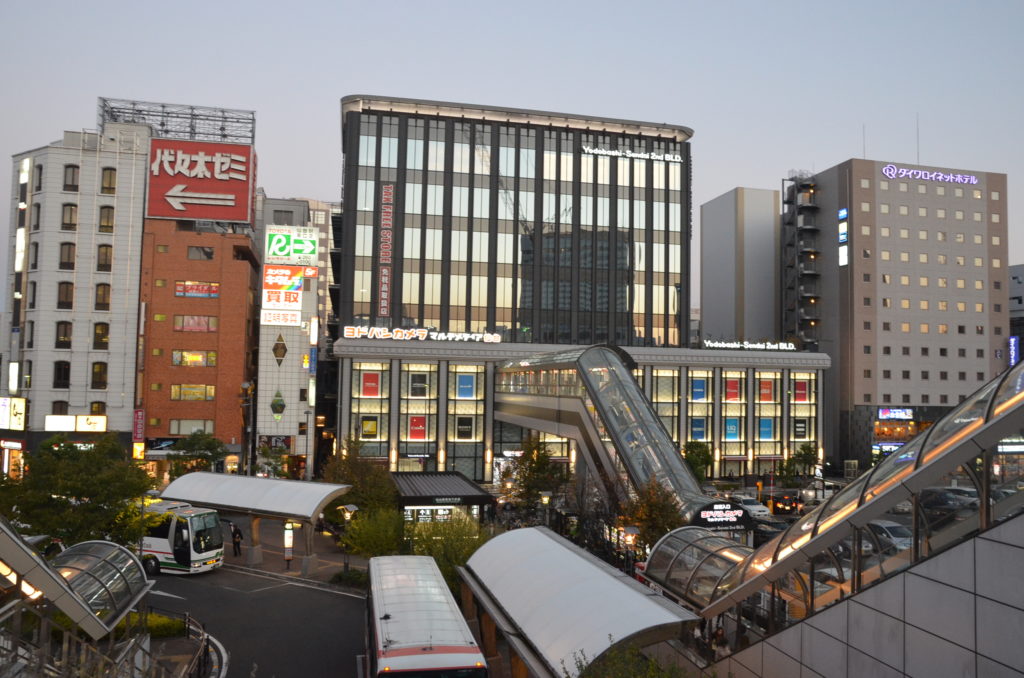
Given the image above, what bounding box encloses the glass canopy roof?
[51,541,149,624]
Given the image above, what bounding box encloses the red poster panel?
[759,379,774,402]
[794,380,808,402]
[408,415,427,441]
[361,372,380,397]
[147,139,254,222]
[725,378,740,402]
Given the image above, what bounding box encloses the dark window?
[939,348,948,357]
[977,372,985,381]
[957,325,965,335]
[976,325,984,335]
[921,371,929,379]
[940,371,948,380]
[864,394,871,403]
[863,345,871,354]
[958,372,966,381]
[863,297,871,306]
[995,327,1003,336]
[958,348,966,358]
[93,323,109,350]
[55,321,73,349]
[91,362,108,390]
[22,360,31,388]
[90,401,106,415]
[901,370,910,379]
[863,321,871,330]
[53,361,71,388]
[57,282,74,309]
[883,322,891,331]
[33,164,42,192]
[63,164,79,191]
[863,273,871,282]
[97,245,113,272]
[921,395,930,404]
[902,347,910,356]
[95,283,111,310]
[921,347,929,356]
[976,349,985,358]
[52,400,69,415]
[61,203,77,230]
[30,243,38,269]
[995,281,1002,290]
[100,168,116,195]
[25,321,34,348]
[883,370,891,379]
[28,281,36,309]
[864,369,871,378]
[99,206,114,233]
[882,346,891,356]
[31,203,40,230]
[272,210,294,225]
[883,394,892,403]
[59,242,75,270]
[902,394,911,404]
[995,304,1002,312]
[187,246,215,260]
[940,395,949,404]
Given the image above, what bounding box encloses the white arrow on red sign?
[164,184,236,211]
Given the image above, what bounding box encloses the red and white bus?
[363,556,487,678]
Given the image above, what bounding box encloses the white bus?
[364,555,487,678]
[139,499,224,575]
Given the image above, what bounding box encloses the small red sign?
[361,372,380,397]
[794,380,809,402]
[725,378,741,402]
[759,379,774,402]
[133,409,145,442]
[147,139,254,223]
[408,415,427,441]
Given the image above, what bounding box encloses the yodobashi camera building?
[331,96,828,482]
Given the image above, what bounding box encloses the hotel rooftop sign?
[881,164,978,184]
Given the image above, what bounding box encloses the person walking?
[230,523,243,556]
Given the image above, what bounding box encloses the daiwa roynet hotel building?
[331,96,828,483]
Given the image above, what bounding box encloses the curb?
[221,563,366,596]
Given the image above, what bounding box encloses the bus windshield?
[190,513,223,554]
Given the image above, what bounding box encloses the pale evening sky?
[2,0,1022,312]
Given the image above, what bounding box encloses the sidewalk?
[220,513,367,585]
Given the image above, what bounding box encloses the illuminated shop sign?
[878,408,914,420]
[581,146,683,163]
[838,208,848,220]
[880,164,978,184]
[377,183,394,319]
[693,502,752,530]
[175,281,220,298]
[343,326,502,343]
[0,398,26,431]
[265,226,319,266]
[43,415,107,432]
[1010,336,1020,367]
[702,340,797,351]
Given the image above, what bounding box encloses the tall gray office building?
[781,159,1009,468]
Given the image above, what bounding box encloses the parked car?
[919,488,970,528]
[943,486,980,507]
[752,515,789,547]
[730,494,772,519]
[866,519,913,553]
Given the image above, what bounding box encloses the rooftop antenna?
[916,112,920,164]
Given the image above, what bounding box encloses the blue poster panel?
[691,378,707,401]
[690,418,707,441]
[724,417,740,441]
[758,417,774,440]
[456,373,476,399]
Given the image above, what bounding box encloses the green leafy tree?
[506,437,568,507]
[169,431,229,480]
[620,478,684,553]
[410,514,489,592]
[9,434,154,546]
[683,441,713,483]
[339,509,406,558]
[322,437,398,525]
[792,442,819,476]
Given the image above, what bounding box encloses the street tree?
[505,437,568,508]
[565,640,691,677]
[339,509,406,558]
[683,441,713,482]
[169,431,229,480]
[620,478,684,553]
[410,514,489,592]
[322,436,398,522]
[792,442,819,476]
[7,434,154,546]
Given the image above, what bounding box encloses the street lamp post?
[539,491,552,527]
[240,381,258,476]
[341,504,359,573]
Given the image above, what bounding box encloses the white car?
[866,519,913,552]
[731,495,772,518]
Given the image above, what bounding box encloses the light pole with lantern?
[539,491,552,527]
[341,504,359,572]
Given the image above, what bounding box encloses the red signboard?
[759,379,774,402]
[147,139,254,222]
[408,415,427,441]
[794,380,809,402]
[361,372,380,397]
[725,378,741,402]
[133,409,145,442]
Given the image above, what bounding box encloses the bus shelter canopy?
[160,472,351,522]
[461,527,697,677]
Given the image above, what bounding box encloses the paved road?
[150,568,366,678]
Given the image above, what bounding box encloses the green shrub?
[116,611,186,639]
[330,568,369,590]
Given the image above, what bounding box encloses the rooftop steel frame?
[98,97,255,145]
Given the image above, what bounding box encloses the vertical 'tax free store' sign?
[147,139,254,223]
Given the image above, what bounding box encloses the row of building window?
[33,165,117,195]
[29,242,114,270]
[50,401,106,415]
[22,321,109,350]
[872,227,1000,244]
[860,343,988,360]
[864,369,987,381]
[861,323,995,336]
[860,178,999,200]
[873,204,1000,222]
[862,249,1001,268]
[864,273,1002,290]
[866,393,966,405]
[44,282,112,310]
[39,360,109,389]
[32,204,117,232]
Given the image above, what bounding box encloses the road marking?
[221,567,365,599]
[149,589,186,600]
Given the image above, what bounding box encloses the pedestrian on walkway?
[230,523,243,556]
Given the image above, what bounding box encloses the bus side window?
[146,514,172,540]
[173,518,188,548]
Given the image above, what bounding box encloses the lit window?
[991,191,1000,200]
[100,167,116,195]
[860,201,870,212]
[918,207,927,217]
[898,205,909,216]
[880,203,889,214]
[899,228,909,239]
[61,203,77,230]
[99,205,114,233]
[880,226,890,237]
[63,164,79,191]
[991,213,1001,223]
[860,178,870,189]
[936,208,946,218]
